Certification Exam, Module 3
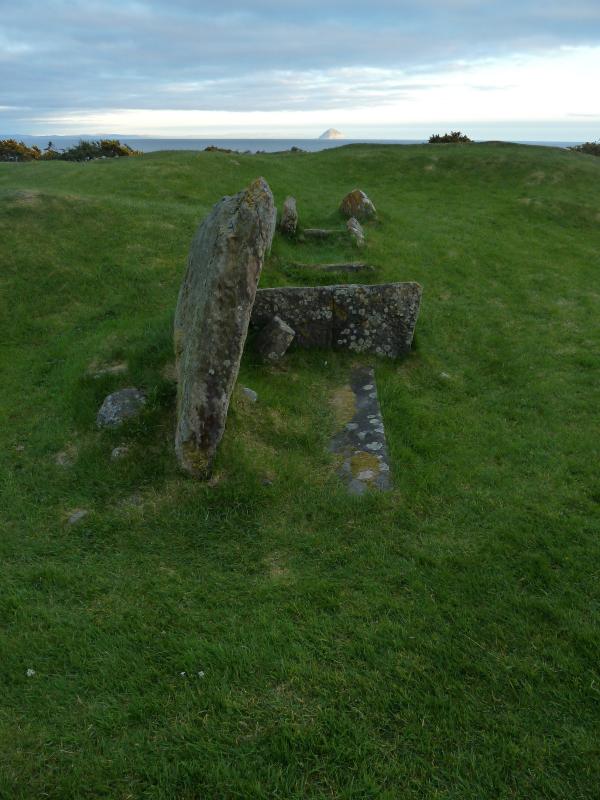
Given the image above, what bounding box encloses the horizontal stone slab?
[251,282,422,357]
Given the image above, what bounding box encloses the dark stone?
[340,189,376,221]
[251,286,333,348]
[96,387,146,428]
[280,196,298,236]
[174,177,276,478]
[330,367,392,494]
[290,261,373,273]
[255,316,295,362]
[251,282,422,357]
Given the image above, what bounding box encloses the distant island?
[319,128,344,140]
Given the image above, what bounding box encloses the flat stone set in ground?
[94,178,422,492]
[330,367,392,495]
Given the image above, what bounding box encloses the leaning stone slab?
[251,282,422,358]
[97,387,146,428]
[254,316,295,363]
[330,366,391,495]
[346,217,365,248]
[280,196,298,236]
[174,177,276,478]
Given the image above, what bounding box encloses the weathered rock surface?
[339,189,376,221]
[346,216,365,248]
[174,177,276,478]
[280,196,298,236]
[251,282,422,357]
[330,367,392,495]
[290,261,373,273]
[255,316,295,362]
[96,387,146,428]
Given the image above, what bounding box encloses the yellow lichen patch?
[173,328,184,358]
[350,451,380,479]
[330,384,356,425]
[181,441,211,478]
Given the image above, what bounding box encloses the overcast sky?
[1,0,599,139]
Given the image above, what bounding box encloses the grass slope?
[1,144,599,799]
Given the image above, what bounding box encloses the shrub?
[58,139,141,161]
[568,140,600,157]
[0,139,42,162]
[429,131,472,144]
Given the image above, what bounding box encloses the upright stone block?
[174,177,276,478]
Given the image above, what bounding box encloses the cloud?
[1,1,599,133]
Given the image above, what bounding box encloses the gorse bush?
[0,139,42,162]
[569,139,600,157]
[428,131,472,143]
[0,138,140,162]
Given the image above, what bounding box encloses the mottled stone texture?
[255,315,295,363]
[96,388,146,428]
[174,177,276,478]
[330,367,391,495]
[252,286,333,348]
[346,216,365,248]
[280,196,298,236]
[339,189,376,221]
[251,282,422,357]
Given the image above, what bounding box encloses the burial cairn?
[171,178,422,489]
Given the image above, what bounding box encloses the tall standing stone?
[280,195,298,236]
[174,177,276,478]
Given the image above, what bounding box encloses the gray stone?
[254,316,295,362]
[346,217,365,248]
[339,189,376,221]
[301,228,342,240]
[174,177,276,478]
[251,282,422,358]
[68,509,88,525]
[242,387,258,403]
[280,196,298,236]
[330,367,392,494]
[96,387,146,428]
[111,445,130,461]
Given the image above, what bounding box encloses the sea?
[5,135,580,153]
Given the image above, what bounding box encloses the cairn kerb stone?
[174,177,277,478]
[255,316,296,363]
[340,189,376,221]
[280,196,298,236]
[250,282,422,358]
[96,387,146,428]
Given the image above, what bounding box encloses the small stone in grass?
[242,387,258,403]
[26,668,36,677]
[96,387,146,428]
[111,445,130,461]
[68,509,88,525]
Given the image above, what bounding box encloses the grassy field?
[1,142,599,799]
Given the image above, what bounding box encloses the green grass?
[1,143,599,799]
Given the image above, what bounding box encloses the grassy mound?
[1,143,599,799]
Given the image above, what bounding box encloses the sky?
[1,0,600,140]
